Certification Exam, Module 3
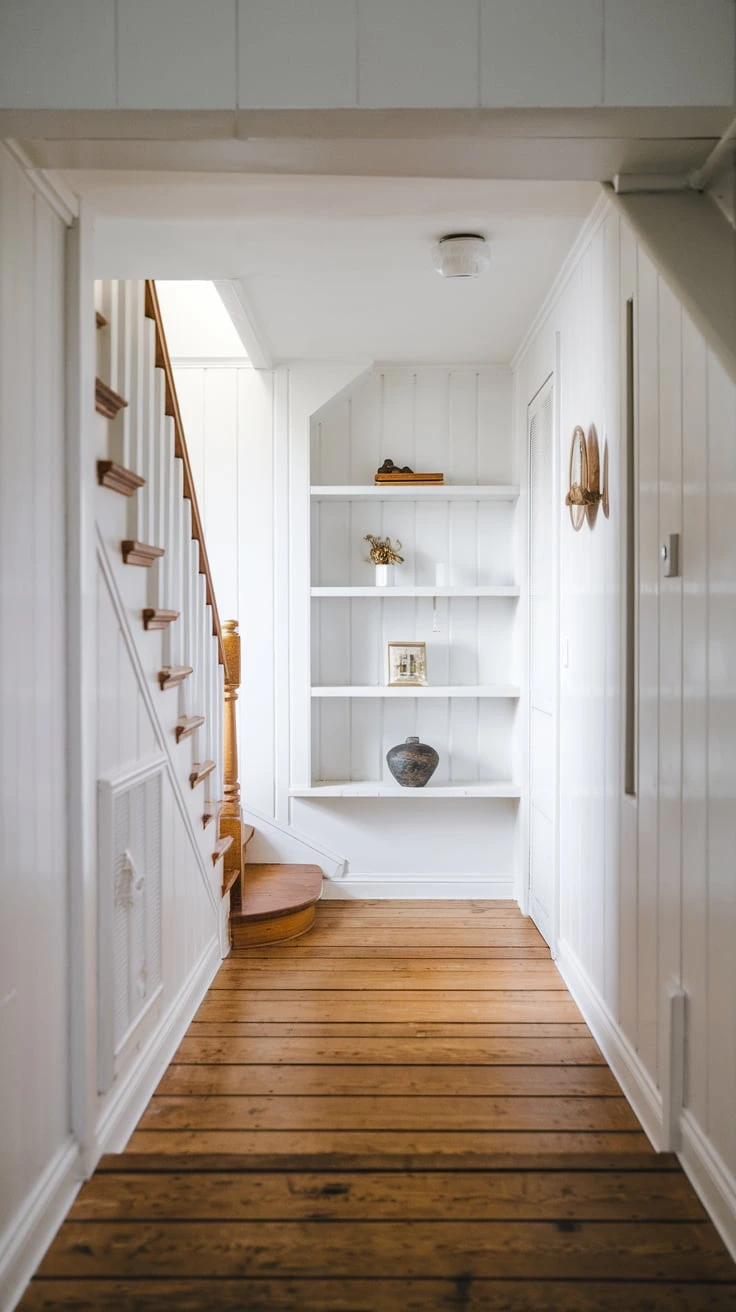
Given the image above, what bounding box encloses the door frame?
[526,362,561,957]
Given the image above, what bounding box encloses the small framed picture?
[387,641,428,687]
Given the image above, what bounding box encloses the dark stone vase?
[386,736,439,788]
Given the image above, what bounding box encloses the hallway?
[22,902,736,1309]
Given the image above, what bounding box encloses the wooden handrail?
[144,280,225,667]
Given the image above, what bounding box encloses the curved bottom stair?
[230,863,323,948]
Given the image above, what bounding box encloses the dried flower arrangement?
[364,534,404,565]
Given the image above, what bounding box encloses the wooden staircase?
[217,620,323,946]
[230,863,323,946]
[95,280,322,951]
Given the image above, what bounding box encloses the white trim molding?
[322,874,515,900]
[244,805,346,879]
[680,1111,736,1262]
[0,1138,80,1312]
[2,140,78,225]
[555,937,663,1152]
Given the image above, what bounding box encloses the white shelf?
[311,685,521,698]
[311,585,520,598]
[291,781,522,799]
[310,484,519,502]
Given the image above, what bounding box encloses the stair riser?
[231,905,316,949]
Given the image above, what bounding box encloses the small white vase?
[375,564,394,587]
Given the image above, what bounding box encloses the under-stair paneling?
[0,148,70,1295]
[513,195,736,1253]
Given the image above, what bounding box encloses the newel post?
[220,619,244,908]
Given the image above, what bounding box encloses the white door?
[528,377,557,947]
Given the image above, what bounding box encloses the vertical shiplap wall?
[0,150,70,1265]
[175,365,277,818]
[513,199,736,1238]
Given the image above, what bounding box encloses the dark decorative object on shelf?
[377,458,414,474]
[386,736,440,788]
[375,458,444,485]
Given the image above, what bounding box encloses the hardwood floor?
[22,901,736,1309]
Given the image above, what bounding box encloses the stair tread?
[158,665,192,691]
[96,377,127,418]
[122,540,165,567]
[234,864,323,923]
[98,460,145,496]
[190,760,216,788]
[212,835,234,868]
[175,715,205,742]
[143,607,180,630]
[242,824,255,849]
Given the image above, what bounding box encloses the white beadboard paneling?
[0,0,116,108]
[0,148,69,1282]
[514,185,736,1240]
[635,247,660,1085]
[680,312,709,1128]
[705,350,736,1173]
[117,0,236,109]
[358,0,479,108]
[481,0,603,108]
[617,217,639,1048]
[239,0,358,109]
[292,798,517,876]
[603,0,736,107]
[656,278,683,1092]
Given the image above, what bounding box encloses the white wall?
[513,192,736,1255]
[0,0,734,113]
[0,148,75,1308]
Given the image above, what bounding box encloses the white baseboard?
[94,936,221,1157]
[0,1138,80,1312]
[555,937,663,1151]
[244,806,346,879]
[680,1110,736,1261]
[322,874,515,899]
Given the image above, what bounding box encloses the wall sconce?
[565,424,605,530]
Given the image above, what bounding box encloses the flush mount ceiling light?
[432,233,489,278]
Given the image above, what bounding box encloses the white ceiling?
[85,172,598,364]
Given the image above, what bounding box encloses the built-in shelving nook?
[291,365,524,898]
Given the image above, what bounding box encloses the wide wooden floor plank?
[173,1035,607,1065]
[68,1168,706,1222]
[184,1020,594,1037]
[254,928,545,945]
[140,1092,639,1133]
[213,964,566,989]
[194,990,581,1024]
[22,1279,736,1311]
[124,1128,654,1156]
[37,1218,735,1282]
[236,945,553,959]
[20,898,736,1308]
[155,1061,621,1097]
